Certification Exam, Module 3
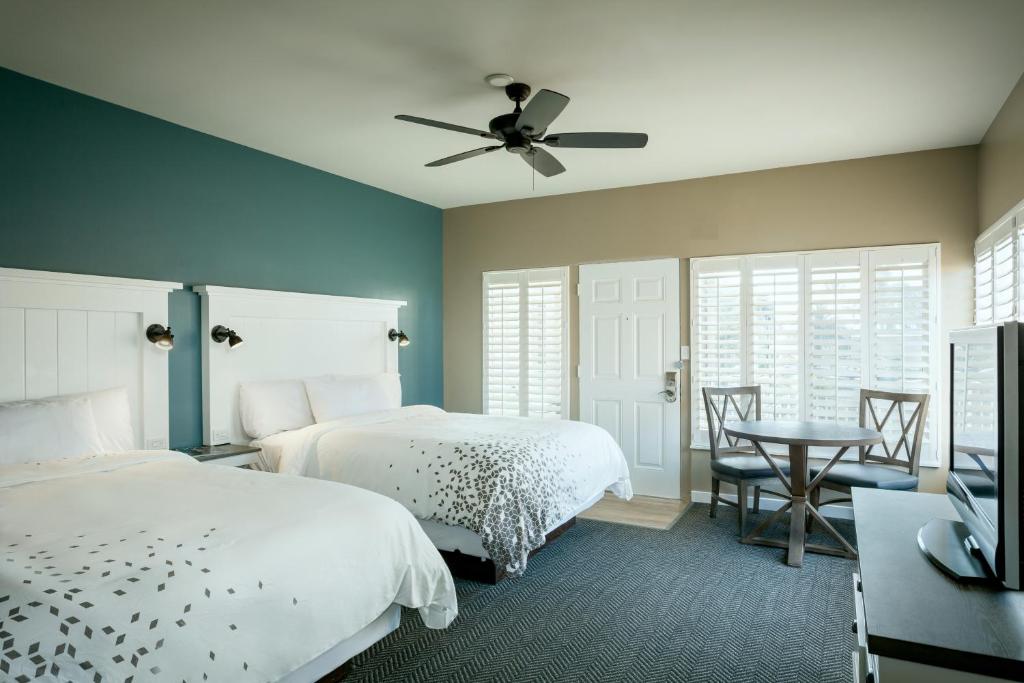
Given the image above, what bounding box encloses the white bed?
[0,268,457,681]
[255,403,632,579]
[0,451,456,682]
[195,284,633,580]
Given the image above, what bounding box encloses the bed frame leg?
[438,549,504,584]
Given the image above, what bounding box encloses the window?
[974,199,1024,324]
[749,255,801,421]
[806,252,862,424]
[690,244,941,464]
[483,267,569,418]
[693,262,741,434]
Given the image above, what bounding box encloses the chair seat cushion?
[811,462,918,490]
[711,455,789,479]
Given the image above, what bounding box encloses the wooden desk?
[853,488,1024,682]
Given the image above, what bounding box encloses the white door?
[579,258,681,499]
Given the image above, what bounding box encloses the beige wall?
[979,73,1024,230]
[443,146,979,498]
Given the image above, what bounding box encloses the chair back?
[859,389,930,475]
[702,386,761,460]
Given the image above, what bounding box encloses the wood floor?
[578,492,688,530]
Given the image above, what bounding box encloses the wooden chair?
[703,386,790,535]
[810,389,930,514]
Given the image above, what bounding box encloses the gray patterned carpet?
[350,504,856,683]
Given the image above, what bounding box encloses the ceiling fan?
[395,82,648,178]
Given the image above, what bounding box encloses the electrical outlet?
[145,437,168,450]
[212,429,229,444]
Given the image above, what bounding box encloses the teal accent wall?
[0,67,443,448]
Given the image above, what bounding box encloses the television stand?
[917,518,994,584]
[852,489,1024,682]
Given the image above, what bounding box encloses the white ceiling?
[1,0,1023,209]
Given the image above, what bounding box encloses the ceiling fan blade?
[542,132,648,148]
[521,147,565,177]
[396,114,496,138]
[515,89,569,136]
[425,145,502,167]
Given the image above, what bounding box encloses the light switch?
[680,345,690,361]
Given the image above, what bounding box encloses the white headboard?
[0,267,182,449]
[194,285,407,445]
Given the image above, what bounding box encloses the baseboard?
[689,490,855,520]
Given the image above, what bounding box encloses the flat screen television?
[921,322,1024,589]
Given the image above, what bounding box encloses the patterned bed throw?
[296,407,633,577]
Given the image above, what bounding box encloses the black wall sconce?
[146,324,174,351]
[211,325,245,349]
[388,328,411,347]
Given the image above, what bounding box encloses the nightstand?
[177,444,264,469]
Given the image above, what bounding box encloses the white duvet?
[259,406,632,576]
[0,451,456,682]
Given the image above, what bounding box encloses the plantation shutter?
[870,247,932,393]
[483,271,523,416]
[869,246,937,451]
[748,254,801,420]
[993,231,1016,322]
[1019,213,1024,321]
[483,268,568,419]
[527,270,567,419]
[805,251,864,425]
[975,212,1016,325]
[691,258,742,441]
[975,243,994,325]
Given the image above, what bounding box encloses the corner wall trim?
[689,490,855,520]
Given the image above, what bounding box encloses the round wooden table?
[723,420,883,567]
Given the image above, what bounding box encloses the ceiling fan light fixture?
[485,73,514,88]
[396,82,648,179]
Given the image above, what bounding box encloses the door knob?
[661,371,678,403]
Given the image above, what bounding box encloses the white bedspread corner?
[0,450,456,680]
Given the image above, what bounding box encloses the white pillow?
[304,374,402,423]
[0,396,106,464]
[238,379,315,440]
[75,387,135,452]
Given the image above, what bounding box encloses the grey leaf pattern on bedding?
[1,527,284,682]
[411,431,580,577]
